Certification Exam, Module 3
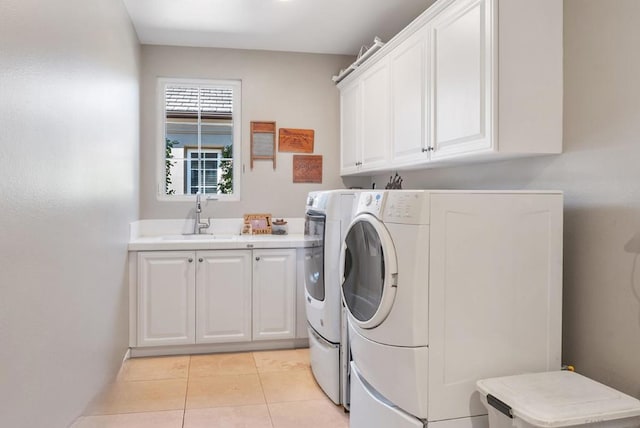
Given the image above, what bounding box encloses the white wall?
[0,1,140,426]
[140,45,368,220]
[371,0,640,398]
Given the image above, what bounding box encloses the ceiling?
[122,0,436,56]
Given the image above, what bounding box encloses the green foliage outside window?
[165,138,176,195]
[218,145,233,194]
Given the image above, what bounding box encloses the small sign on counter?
[243,213,272,234]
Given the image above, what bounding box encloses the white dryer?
[342,190,564,427]
[304,189,361,405]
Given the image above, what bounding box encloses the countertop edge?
[128,234,315,251]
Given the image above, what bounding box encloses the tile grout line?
[253,351,276,428]
[182,355,191,428]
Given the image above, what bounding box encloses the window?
[159,78,241,200]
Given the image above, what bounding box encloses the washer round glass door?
[304,211,326,301]
[341,214,398,329]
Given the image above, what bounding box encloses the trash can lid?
[477,371,640,427]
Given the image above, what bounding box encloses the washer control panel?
[355,191,385,217]
[384,191,430,224]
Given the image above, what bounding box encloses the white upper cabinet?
[390,27,429,166]
[360,60,391,171]
[337,0,562,176]
[340,60,391,174]
[429,0,492,160]
[340,79,361,175]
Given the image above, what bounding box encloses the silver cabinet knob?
[255,257,261,261]
[188,258,193,263]
[198,258,203,262]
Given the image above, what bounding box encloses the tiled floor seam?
[182,356,191,428]
[254,354,276,428]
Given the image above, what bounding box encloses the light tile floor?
[71,348,350,428]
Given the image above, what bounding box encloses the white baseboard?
[130,339,309,358]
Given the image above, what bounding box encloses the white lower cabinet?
[252,249,296,340]
[196,250,252,344]
[137,251,196,347]
[136,249,298,349]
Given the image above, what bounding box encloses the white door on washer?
[340,214,398,329]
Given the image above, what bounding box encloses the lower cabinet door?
[196,250,252,344]
[252,249,297,340]
[137,251,196,347]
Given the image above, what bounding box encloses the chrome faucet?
[194,193,211,234]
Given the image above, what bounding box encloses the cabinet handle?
[188,258,193,263]
[255,257,261,261]
[422,147,434,152]
[198,258,203,262]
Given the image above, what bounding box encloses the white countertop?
[128,233,315,251]
[128,218,316,251]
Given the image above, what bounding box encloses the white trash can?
[477,371,640,428]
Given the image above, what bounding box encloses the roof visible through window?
[165,86,233,119]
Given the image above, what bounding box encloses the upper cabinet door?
[340,80,361,175]
[429,0,493,159]
[196,250,252,344]
[359,60,391,171]
[390,28,429,166]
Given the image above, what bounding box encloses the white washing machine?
[304,189,361,405]
[342,190,564,427]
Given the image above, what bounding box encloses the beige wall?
[140,45,368,220]
[371,0,640,398]
[0,1,140,426]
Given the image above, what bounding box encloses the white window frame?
[157,77,241,202]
